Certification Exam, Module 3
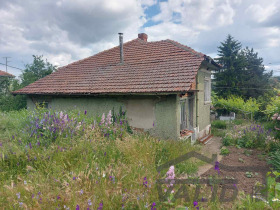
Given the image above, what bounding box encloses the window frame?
[204,77,211,104]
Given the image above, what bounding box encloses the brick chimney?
[138,33,148,42]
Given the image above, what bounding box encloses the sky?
[0,0,280,77]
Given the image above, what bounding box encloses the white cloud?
[0,0,280,77]
[246,3,278,23]
[0,0,146,76]
[152,0,236,30]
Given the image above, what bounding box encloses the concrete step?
[199,134,213,145]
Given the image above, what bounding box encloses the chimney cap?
[138,33,148,42]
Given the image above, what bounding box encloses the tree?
[0,55,56,111]
[214,35,272,99]
[20,55,56,88]
[241,47,272,99]
[214,35,247,98]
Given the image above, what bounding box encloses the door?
[188,98,194,129]
[180,101,187,130]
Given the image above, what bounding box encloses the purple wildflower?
[76,205,80,210]
[97,201,103,210]
[143,177,148,187]
[29,143,32,149]
[73,177,76,180]
[104,152,106,156]
[57,196,61,200]
[88,199,92,206]
[16,192,20,199]
[151,202,156,210]
[193,201,199,209]
[214,161,220,174]
[84,110,87,115]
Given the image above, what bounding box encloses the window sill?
[204,101,211,105]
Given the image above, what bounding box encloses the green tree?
[0,55,56,111]
[20,55,56,88]
[214,35,247,98]
[214,35,272,99]
[241,47,273,99]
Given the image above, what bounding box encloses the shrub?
[220,148,230,156]
[222,135,233,146]
[225,123,275,150]
[211,120,227,129]
[231,119,244,125]
[268,151,280,172]
[213,95,259,118]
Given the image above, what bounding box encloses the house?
[0,70,15,94]
[13,33,220,141]
[0,70,15,77]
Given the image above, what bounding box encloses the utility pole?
[3,57,11,72]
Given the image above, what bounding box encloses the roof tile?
[14,38,207,95]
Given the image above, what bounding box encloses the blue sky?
[0,0,280,77]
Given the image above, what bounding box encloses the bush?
[211,120,227,129]
[224,123,275,150]
[231,119,244,125]
[212,95,259,118]
[220,148,230,156]
[268,151,280,172]
[222,135,233,146]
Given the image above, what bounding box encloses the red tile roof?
[0,70,15,77]
[14,36,212,95]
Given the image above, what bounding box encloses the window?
[204,78,211,103]
[37,101,49,109]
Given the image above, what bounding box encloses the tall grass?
[0,109,201,209]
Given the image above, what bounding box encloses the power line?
[0,62,23,71]
[212,86,275,91]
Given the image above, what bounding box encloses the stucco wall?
[27,94,180,140]
[196,68,211,137]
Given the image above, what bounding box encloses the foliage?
[220,148,230,156]
[20,55,56,88]
[266,171,280,207]
[211,120,227,129]
[213,34,272,99]
[0,109,202,209]
[268,151,280,172]
[265,96,280,117]
[0,94,26,111]
[214,34,246,98]
[0,55,56,111]
[222,135,233,146]
[0,76,13,95]
[240,47,273,99]
[213,95,259,117]
[223,123,275,150]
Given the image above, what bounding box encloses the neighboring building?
[0,70,15,77]
[13,33,220,141]
[0,70,15,94]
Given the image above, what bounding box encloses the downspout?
[196,75,198,128]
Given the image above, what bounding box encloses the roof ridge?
[165,39,205,58]
[59,38,142,70]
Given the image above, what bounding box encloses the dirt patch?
[201,146,271,195]
[196,136,223,176]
